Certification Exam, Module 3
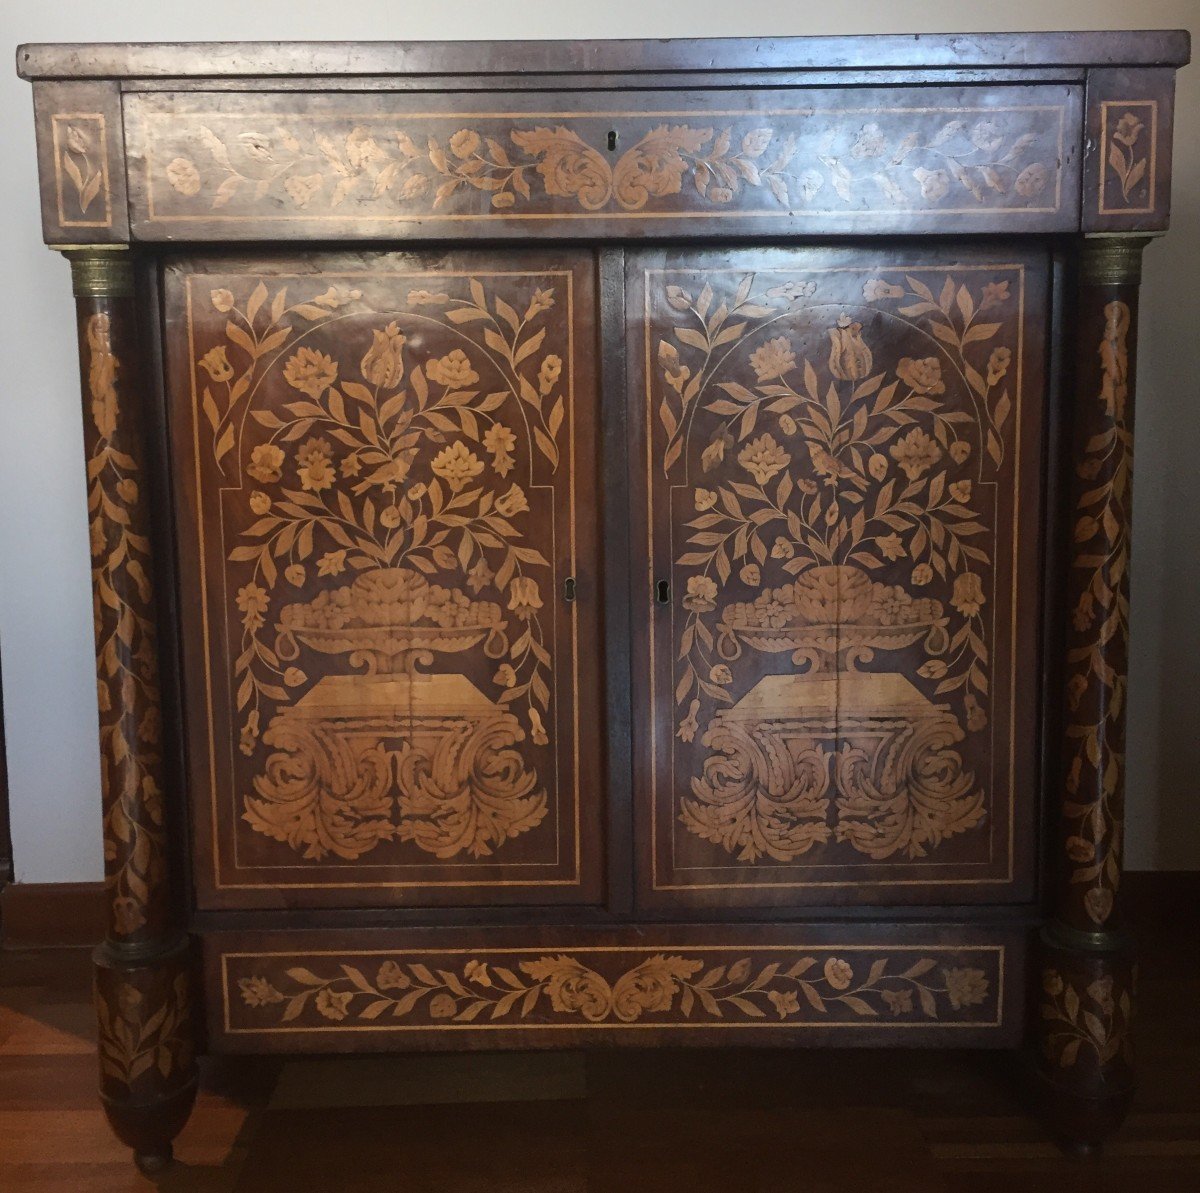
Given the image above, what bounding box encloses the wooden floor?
[0,898,1195,1191]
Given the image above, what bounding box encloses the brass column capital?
[58,245,134,298]
[1079,235,1154,287]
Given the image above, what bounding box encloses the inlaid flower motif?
[166,156,201,196]
[210,288,235,313]
[951,572,986,618]
[236,583,269,631]
[449,128,481,158]
[943,968,989,1010]
[738,433,790,485]
[770,536,794,560]
[827,315,873,382]
[694,488,718,512]
[429,993,457,1019]
[494,664,517,688]
[889,428,941,480]
[239,977,284,1007]
[529,707,548,746]
[850,122,887,159]
[527,287,556,318]
[360,321,406,388]
[468,559,494,593]
[296,437,335,493]
[341,453,361,477]
[980,281,1010,311]
[912,563,933,586]
[507,576,543,621]
[379,506,401,529]
[881,988,914,1016]
[239,710,260,756]
[464,960,491,987]
[709,664,733,685]
[867,453,889,481]
[1015,163,1049,198]
[683,575,718,613]
[376,962,409,991]
[538,354,562,395]
[1042,970,1064,997]
[863,279,904,301]
[823,958,853,990]
[315,988,354,1021]
[739,563,760,586]
[495,483,529,518]
[1085,887,1114,925]
[912,167,950,202]
[283,347,337,398]
[430,442,484,492]
[897,356,945,395]
[970,120,1004,153]
[317,550,346,577]
[199,345,234,383]
[283,667,306,688]
[659,340,691,393]
[965,693,987,732]
[483,423,516,475]
[1113,113,1144,148]
[250,491,272,515]
[427,348,479,389]
[1065,836,1094,863]
[768,989,801,1018]
[949,440,972,465]
[284,173,323,208]
[284,564,306,586]
[987,347,1011,386]
[677,697,701,742]
[875,533,906,561]
[748,336,796,382]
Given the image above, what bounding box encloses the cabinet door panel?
[629,247,1046,908]
[165,252,602,908]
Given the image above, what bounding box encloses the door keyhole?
[656,579,671,604]
[563,577,576,602]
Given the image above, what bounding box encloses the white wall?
[0,0,1196,883]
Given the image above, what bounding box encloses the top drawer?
[121,85,1082,241]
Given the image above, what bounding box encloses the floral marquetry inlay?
[224,944,1002,1033]
[132,93,1069,228]
[638,252,1043,895]
[176,260,595,895]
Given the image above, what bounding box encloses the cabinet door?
[629,247,1046,908]
[165,252,602,908]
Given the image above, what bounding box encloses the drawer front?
[628,245,1047,908]
[123,85,1080,240]
[207,922,1024,1051]
[165,251,603,908]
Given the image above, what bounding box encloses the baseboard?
[0,881,105,949]
[0,872,1193,951]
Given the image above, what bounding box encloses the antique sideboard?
[17,30,1189,1172]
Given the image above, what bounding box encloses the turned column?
[62,247,197,1174]
[1037,235,1151,1153]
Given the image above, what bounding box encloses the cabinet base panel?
[205,921,1026,1052]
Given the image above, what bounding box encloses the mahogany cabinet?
[16,30,1189,1171]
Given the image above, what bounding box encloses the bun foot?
[134,1145,173,1176]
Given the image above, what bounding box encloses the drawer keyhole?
[607,130,619,152]
[563,577,576,602]
[656,579,671,604]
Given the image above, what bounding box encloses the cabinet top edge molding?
[16,30,1191,81]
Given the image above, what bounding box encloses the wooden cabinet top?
[15,31,1191,79]
[17,32,1191,243]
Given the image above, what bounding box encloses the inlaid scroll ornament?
[657,270,1019,864]
[153,108,1061,219]
[235,949,994,1028]
[1061,300,1133,927]
[193,276,566,863]
[84,311,168,938]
